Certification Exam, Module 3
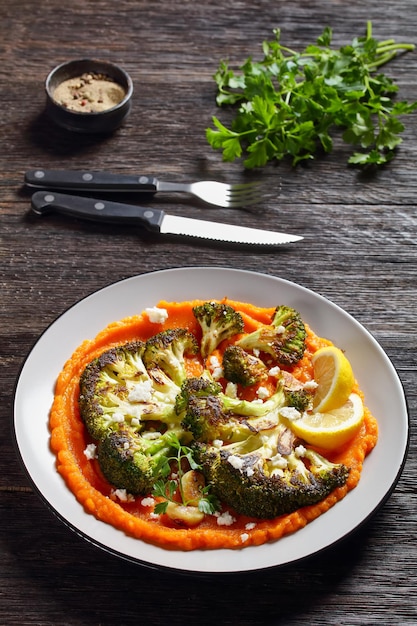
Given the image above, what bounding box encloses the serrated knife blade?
[30,192,303,246]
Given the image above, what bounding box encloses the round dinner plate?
[13,267,409,574]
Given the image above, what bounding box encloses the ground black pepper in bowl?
[45,59,133,133]
[53,72,126,113]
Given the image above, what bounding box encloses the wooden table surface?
[1,0,416,624]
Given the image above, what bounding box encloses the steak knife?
[30,192,303,246]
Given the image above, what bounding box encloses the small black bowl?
[45,59,133,133]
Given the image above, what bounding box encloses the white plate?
[13,268,409,573]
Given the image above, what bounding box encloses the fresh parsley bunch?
[206,22,416,167]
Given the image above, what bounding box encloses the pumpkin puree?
[49,298,378,550]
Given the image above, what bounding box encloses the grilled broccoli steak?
[79,330,198,442]
[193,439,349,518]
[79,341,153,441]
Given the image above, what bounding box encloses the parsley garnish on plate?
[206,21,417,167]
[152,433,219,516]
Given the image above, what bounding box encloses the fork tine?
[228,182,260,191]
[226,182,261,207]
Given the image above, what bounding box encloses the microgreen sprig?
[206,21,417,168]
[152,433,219,516]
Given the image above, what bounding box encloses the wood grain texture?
[1,0,416,623]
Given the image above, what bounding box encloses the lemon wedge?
[312,346,355,413]
[287,393,364,449]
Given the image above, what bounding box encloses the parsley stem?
[376,43,415,55]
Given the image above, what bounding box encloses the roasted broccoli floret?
[143,328,199,386]
[192,301,244,358]
[193,425,349,518]
[236,305,307,366]
[178,375,286,442]
[285,388,313,413]
[79,341,178,441]
[97,426,180,495]
[222,344,268,387]
[174,375,223,415]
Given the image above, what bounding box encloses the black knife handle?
[30,191,164,232]
[25,169,158,192]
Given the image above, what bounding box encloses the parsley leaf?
[151,433,219,516]
[206,22,417,168]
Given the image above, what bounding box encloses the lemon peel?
[287,393,364,450]
[312,346,355,413]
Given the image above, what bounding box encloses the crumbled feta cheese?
[245,467,254,477]
[213,439,223,448]
[128,379,153,402]
[253,348,261,357]
[211,366,224,381]
[112,411,125,423]
[208,355,223,380]
[209,355,221,368]
[269,366,281,377]
[215,511,236,526]
[131,418,140,427]
[123,441,130,450]
[270,454,288,469]
[83,443,97,460]
[227,455,245,470]
[279,406,302,421]
[295,444,307,458]
[142,431,162,440]
[240,533,250,543]
[111,488,135,503]
[252,398,264,405]
[276,324,286,334]
[145,306,168,324]
[141,497,155,507]
[245,522,256,530]
[303,379,318,390]
[256,386,269,399]
[225,381,238,398]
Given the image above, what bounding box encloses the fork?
[24,170,261,209]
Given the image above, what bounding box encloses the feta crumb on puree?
[256,386,270,399]
[145,306,169,324]
[225,381,238,398]
[111,488,135,503]
[141,497,155,507]
[83,443,97,460]
[215,511,236,526]
[269,366,281,377]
